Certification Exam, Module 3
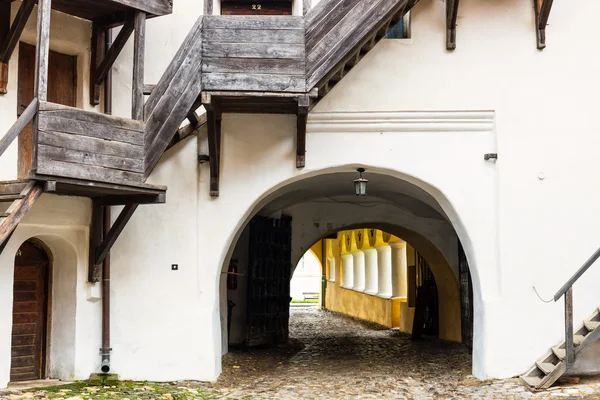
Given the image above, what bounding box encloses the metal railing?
[553,246,600,367]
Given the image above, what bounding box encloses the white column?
[352,250,366,292]
[376,245,392,298]
[341,254,354,289]
[364,248,378,295]
[390,242,408,298]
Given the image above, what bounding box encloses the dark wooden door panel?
[17,42,76,178]
[245,215,292,347]
[11,241,49,382]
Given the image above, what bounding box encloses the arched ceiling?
[258,172,447,221]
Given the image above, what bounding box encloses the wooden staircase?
[0,181,43,253]
[521,246,600,390]
[522,307,600,389]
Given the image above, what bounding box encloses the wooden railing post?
[132,11,146,121]
[565,287,574,368]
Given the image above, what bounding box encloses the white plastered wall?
[71,0,600,383]
[0,195,94,388]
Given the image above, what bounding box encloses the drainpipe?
[100,28,113,374]
[321,239,326,309]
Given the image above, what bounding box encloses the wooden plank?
[204,0,213,15]
[305,0,361,52]
[307,0,408,89]
[203,15,304,30]
[106,0,172,16]
[89,23,104,106]
[95,17,134,85]
[38,130,143,159]
[0,183,43,250]
[132,11,146,120]
[36,159,143,185]
[38,144,143,173]
[202,57,304,75]
[95,204,138,265]
[203,28,304,44]
[96,193,165,206]
[39,101,144,131]
[38,115,143,146]
[203,42,304,59]
[88,200,102,283]
[0,98,37,158]
[565,287,574,368]
[203,72,305,92]
[39,176,166,194]
[144,16,203,119]
[0,0,34,63]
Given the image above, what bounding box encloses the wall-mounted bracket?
[296,95,311,169]
[202,93,222,197]
[534,0,554,49]
[446,0,459,50]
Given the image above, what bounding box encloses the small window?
[386,12,411,39]
[221,0,293,15]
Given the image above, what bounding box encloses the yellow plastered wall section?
[320,229,461,342]
[322,229,403,328]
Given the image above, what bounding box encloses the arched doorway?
[10,240,51,382]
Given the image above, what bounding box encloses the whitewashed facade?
[1,0,600,388]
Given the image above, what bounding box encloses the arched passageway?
[219,169,478,390]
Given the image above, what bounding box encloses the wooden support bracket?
[446,0,459,50]
[203,93,222,197]
[89,16,134,105]
[297,95,310,169]
[534,0,554,49]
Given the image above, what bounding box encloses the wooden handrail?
[554,246,600,301]
[0,97,38,158]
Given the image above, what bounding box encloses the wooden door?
[459,242,474,349]
[245,215,292,347]
[17,42,76,178]
[11,241,50,382]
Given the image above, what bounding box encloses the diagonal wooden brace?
[534,0,554,49]
[446,0,459,50]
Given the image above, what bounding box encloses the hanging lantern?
[354,168,368,196]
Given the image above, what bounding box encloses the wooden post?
[204,0,213,16]
[204,94,221,197]
[0,0,9,94]
[31,0,51,174]
[297,95,310,169]
[132,11,146,120]
[565,287,574,368]
[90,23,105,106]
[446,0,459,50]
[534,0,554,49]
[88,201,104,283]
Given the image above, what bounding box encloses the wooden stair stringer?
[521,306,600,390]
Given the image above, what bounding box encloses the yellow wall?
[317,229,462,341]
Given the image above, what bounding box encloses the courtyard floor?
[2,307,600,399]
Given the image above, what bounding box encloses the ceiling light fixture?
[354,168,368,196]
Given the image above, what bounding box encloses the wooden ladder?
[0,181,44,255]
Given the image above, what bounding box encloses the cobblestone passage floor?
[1,307,600,399]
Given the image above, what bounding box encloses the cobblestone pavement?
[1,307,600,399]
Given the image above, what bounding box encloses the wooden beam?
[89,23,105,106]
[132,11,146,120]
[296,95,310,169]
[204,94,221,197]
[94,204,138,266]
[0,97,37,158]
[534,0,554,49]
[0,0,34,63]
[204,0,213,16]
[95,193,166,206]
[95,17,135,86]
[0,182,43,252]
[446,0,459,50]
[0,0,9,94]
[88,200,103,283]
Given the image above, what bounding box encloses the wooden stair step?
[521,375,542,388]
[0,194,23,202]
[536,361,557,375]
[552,346,565,360]
[585,320,600,331]
[574,334,585,346]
